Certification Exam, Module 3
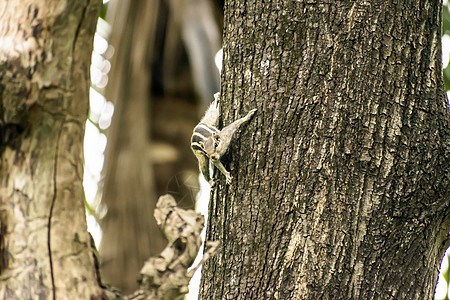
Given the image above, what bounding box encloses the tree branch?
[118,194,219,300]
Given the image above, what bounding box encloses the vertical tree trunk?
[201,1,450,299]
[0,1,101,299]
[100,0,163,294]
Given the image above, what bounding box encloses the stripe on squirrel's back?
[191,143,207,154]
[191,124,218,155]
[191,124,218,142]
[195,124,218,135]
[191,133,206,145]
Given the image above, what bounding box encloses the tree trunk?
[99,0,163,294]
[201,1,450,299]
[0,1,101,299]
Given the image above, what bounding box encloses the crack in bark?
[0,210,8,274]
[72,5,88,55]
[47,119,64,300]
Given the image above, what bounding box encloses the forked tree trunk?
[201,1,450,299]
[0,1,101,299]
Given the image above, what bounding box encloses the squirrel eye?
[214,143,218,147]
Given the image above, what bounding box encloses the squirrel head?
[204,135,220,160]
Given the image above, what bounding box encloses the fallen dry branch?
[122,194,218,300]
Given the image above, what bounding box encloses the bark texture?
[201,1,450,299]
[0,0,101,299]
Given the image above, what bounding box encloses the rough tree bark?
[0,0,101,299]
[201,1,450,299]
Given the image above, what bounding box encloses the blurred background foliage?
[85,0,224,295]
[85,0,450,298]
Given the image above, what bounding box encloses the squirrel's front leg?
[211,159,232,184]
[194,152,212,183]
[215,108,257,158]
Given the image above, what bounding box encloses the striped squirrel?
[191,93,257,185]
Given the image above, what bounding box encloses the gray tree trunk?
[0,0,101,299]
[201,1,450,299]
